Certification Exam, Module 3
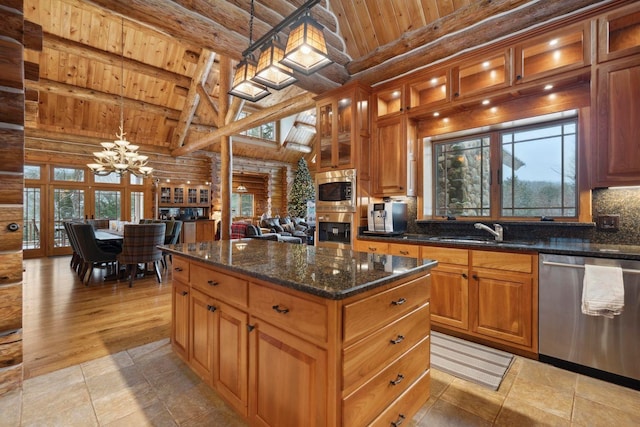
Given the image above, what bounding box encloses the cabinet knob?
[7,223,20,232]
[272,304,289,314]
[207,304,217,312]
[516,74,522,80]
[389,373,405,385]
[174,267,183,272]
[473,274,479,280]
[462,273,468,279]
[454,92,459,97]
[181,291,188,296]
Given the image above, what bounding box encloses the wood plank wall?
[0,0,29,396]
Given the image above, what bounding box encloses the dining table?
[94,229,124,242]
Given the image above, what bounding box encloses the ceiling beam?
[170,49,216,149]
[171,92,315,157]
[352,0,611,87]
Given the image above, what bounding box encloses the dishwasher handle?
[541,260,640,275]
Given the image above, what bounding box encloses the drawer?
[171,257,190,283]
[343,275,430,345]
[249,283,328,344]
[422,246,468,265]
[358,240,389,253]
[343,336,430,427]
[343,303,430,392]
[191,263,248,308]
[388,243,420,258]
[368,369,431,427]
[471,250,534,273]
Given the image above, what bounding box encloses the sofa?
[260,216,309,240]
[231,222,303,244]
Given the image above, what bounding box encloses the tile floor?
[1,339,640,427]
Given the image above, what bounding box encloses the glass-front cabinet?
[453,50,511,99]
[158,184,210,208]
[407,68,449,112]
[598,2,640,62]
[515,23,589,83]
[316,82,371,171]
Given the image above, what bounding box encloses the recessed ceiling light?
[544,84,554,90]
[549,39,558,46]
[482,99,490,105]
[433,112,440,117]
[482,61,490,68]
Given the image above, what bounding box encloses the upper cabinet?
[315,82,371,172]
[453,50,512,99]
[515,23,590,83]
[374,84,404,119]
[159,184,210,207]
[598,2,640,63]
[407,68,450,114]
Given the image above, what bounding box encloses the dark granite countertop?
[358,233,640,261]
[160,240,437,300]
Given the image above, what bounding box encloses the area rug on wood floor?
[430,331,514,391]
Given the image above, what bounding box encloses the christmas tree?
[288,158,315,218]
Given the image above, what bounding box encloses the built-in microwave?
[315,169,356,212]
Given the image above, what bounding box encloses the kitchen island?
[161,239,436,427]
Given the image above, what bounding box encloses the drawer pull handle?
[207,280,219,286]
[391,298,406,306]
[399,250,409,255]
[391,414,406,427]
[174,267,183,272]
[272,304,289,314]
[390,335,405,345]
[181,291,188,296]
[369,247,377,251]
[390,373,405,386]
[207,305,217,312]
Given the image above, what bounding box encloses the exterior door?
[50,186,86,256]
[23,185,45,258]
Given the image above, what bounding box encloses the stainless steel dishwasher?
[539,253,640,388]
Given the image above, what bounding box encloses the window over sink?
[425,112,578,220]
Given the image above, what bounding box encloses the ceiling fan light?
[281,14,331,75]
[253,41,297,90]
[229,58,271,102]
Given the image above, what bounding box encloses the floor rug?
[430,331,514,391]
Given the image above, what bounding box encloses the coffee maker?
[366,202,408,235]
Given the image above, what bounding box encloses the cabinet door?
[372,116,407,196]
[595,56,640,187]
[190,289,215,383]
[469,269,533,347]
[249,319,327,427]
[430,264,469,330]
[216,301,249,416]
[171,280,190,360]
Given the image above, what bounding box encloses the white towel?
[581,264,624,318]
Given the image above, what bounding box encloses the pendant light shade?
[229,58,271,102]
[281,14,331,75]
[253,39,297,90]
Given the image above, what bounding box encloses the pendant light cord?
[120,17,125,132]
[248,0,254,46]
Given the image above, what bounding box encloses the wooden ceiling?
[23,0,608,165]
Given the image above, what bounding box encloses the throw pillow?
[273,224,284,233]
[282,223,295,233]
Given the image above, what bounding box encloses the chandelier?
[87,18,153,178]
[229,0,331,102]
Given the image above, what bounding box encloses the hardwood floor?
[22,256,171,379]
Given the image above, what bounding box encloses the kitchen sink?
[426,236,535,246]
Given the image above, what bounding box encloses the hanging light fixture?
[87,17,153,178]
[229,0,270,102]
[280,12,331,75]
[253,37,297,90]
[229,0,331,101]
[236,184,248,193]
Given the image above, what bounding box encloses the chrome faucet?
[474,223,503,242]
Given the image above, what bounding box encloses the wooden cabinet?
[195,220,216,242]
[249,317,328,427]
[374,84,404,118]
[453,50,512,99]
[407,67,450,113]
[597,2,640,63]
[170,254,431,426]
[159,184,210,207]
[423,245,538,354]
[315,81,370,171]
[354,240,420,258]
[470,250,536,348]
[594,55,640,187]
[171,280,190,360]
[515,23,590,83]
[371,115,417,197]
[422,246,470,331]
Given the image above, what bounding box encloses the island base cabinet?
[248,318,327,427]
[171,281,190,361]
[368,369,431,427]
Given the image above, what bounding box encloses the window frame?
[426,116,582,222]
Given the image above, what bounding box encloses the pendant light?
[280,12,331,75]
[253,37,297,90]
[228,0,270,102]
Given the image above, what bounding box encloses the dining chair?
[71,223,120,285]
[117,223,166,287]
[162,220,182,269]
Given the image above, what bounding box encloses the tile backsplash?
[405,187,640,245]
